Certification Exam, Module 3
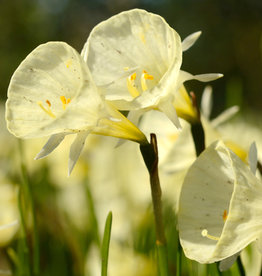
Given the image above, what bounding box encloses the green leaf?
[101,211,113,276]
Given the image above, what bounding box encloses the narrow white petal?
[193,73,224,82]
[34,133,66,160]
[158,99,181,129]
[68,131,90,176]
[179,70,223,86]
[211,106,239,127]
[248,142,257,175]
[201,85,213,119]
[219,252,240,271]
[182,31,202,52]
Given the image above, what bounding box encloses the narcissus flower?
[82,9,222,127]
[178,141,262,264]
[6,42,147,175]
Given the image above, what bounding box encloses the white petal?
[178,141,262,263]
[248,142,257,175]
[211,106,239,127]
[219,252,240,271]
[34,133,66,160]
[84,9,182,106]
[179,70,223,86]
[158,99,181,129]
[68,131,90,175]
[182,31,202,52]
[193,73,224,82]
[6,42,101,139]
[201,85,213,119]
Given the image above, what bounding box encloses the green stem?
[236,256,245,276]
[17,186,31,276]
[18,140,40,276]
[191,120,205,157]
[176,240,182,276]
[140,134,169,276]
[189,91,206,157]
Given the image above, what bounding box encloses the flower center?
[126,70,154,98]
[37,95,71,118]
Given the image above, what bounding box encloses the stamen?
[201,229,220,241]
[37,101,56,118]
[141,70,154,92]
[223,210,228,222]
[127,73,140,98]
[60,96,71,110]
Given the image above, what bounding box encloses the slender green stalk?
[191,121,205,156]
[85,182,101,247]
[17,186,31,276]
[176,240,182,276]
[236,256,245,276]
[140,134,169,276]
[216,262,223,276]
[101,211,113,276]
[18,140,40,276]
[189,92,206,157]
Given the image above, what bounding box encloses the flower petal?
[211,106,239,127]
[158,98,181,129]
[182,31,202,52]
[178,141,262,263]
[179,70,223,85]
[34,133,66,160]
[201,85,213,119]
[83,9,182,105]
[6,42,102,138]
[68,131,90,176]
[218,252,240,271]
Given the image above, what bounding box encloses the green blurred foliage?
[1,0,262,113]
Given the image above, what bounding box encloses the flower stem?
[140,134,169,276]
[18,140,40,276]
[236,256,245,276]
[191,120,205,156]
[190,92,206,156]
[176,240,182,276]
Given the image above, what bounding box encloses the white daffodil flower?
[178,140,262,264]
[6,42,147,175]
[81,9,222,128]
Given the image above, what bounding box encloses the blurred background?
[1,0,262,116]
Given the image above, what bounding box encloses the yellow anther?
[46,100,51,107]
[60,96,71,110]
[60,95,66,104]
[130,72,136,81]
[201,229,219,241]
[223,210,228,222]
[127,73,140,98]
[37,101,56,118]
[141,70,154,92]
